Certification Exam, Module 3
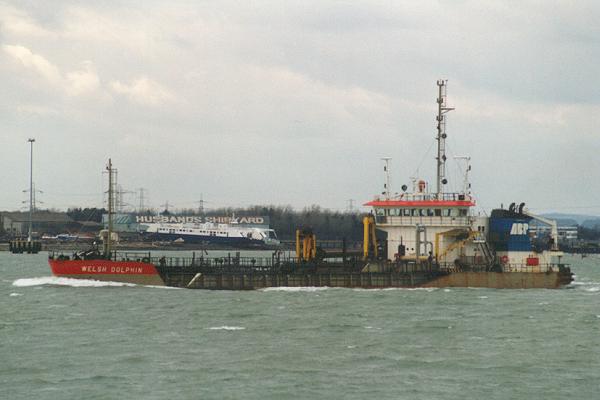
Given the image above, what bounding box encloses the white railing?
[376,215,472,227]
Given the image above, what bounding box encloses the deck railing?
[376,215,472,226]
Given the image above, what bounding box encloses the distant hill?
[581,219,600,229]
[541,213,600,226]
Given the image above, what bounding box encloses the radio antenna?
[436,80,454,198]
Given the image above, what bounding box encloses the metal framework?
[435,80,454,197]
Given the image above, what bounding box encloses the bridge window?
[427,209,435,217]
[403,209,411,216]
[375,208,385,216]
[434,209,442,217]
[459,209,467,217]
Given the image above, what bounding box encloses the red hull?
[48,259,165,286]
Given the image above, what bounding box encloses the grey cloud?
[0,1,599,214]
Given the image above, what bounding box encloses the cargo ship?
[48,80,573,289]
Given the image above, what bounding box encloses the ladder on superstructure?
[473,233,497,271]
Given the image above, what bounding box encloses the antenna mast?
[27,138,35,242]
[138,187,146,212]
[454,156,472,196]
[346,199,355,212]
[381,157,392,200]
[436,80,454,198]
[197,194,205,215]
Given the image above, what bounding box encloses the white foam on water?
[143,285,181,290]
[9,292,23,297]
[263,286,440,292]
[12,276,136,288]
[584,287,600,292]
[11,277,178,289]
[207,326,245,331]
[478,296,489,299]
[570,281,600,286]
[261,286,331,292]
[352,287,438,292]
[443,288,452,292]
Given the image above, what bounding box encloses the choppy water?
[1,251,599,399]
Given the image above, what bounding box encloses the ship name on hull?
[80,265,144,274]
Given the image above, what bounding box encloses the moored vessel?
[142,221,280,248]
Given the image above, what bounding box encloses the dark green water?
[1,251,599,399]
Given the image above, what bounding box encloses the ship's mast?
[104,159,114,258]
[435,80,454,198]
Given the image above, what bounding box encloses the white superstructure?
[143,221,280,246]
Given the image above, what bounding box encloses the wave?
[9,292,23,297]
[12,277,137,288]
[262,286,442,292]
[11,277,179,289]
[353,287,439,292]
[207,326,245,331]
[568,281,600,292]
[570,281,600,286]
[261,286,332,292]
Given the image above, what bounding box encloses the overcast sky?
[1,1,599,214]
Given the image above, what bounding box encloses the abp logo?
[510,223,529,235]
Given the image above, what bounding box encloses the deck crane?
[522,208,560,252]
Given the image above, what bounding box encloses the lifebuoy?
[500,255,509,264]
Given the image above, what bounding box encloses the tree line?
[192,205,366,241]
[65,205,367,240]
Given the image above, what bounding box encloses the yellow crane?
[296,228,317,262]
[363,215,378,260]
